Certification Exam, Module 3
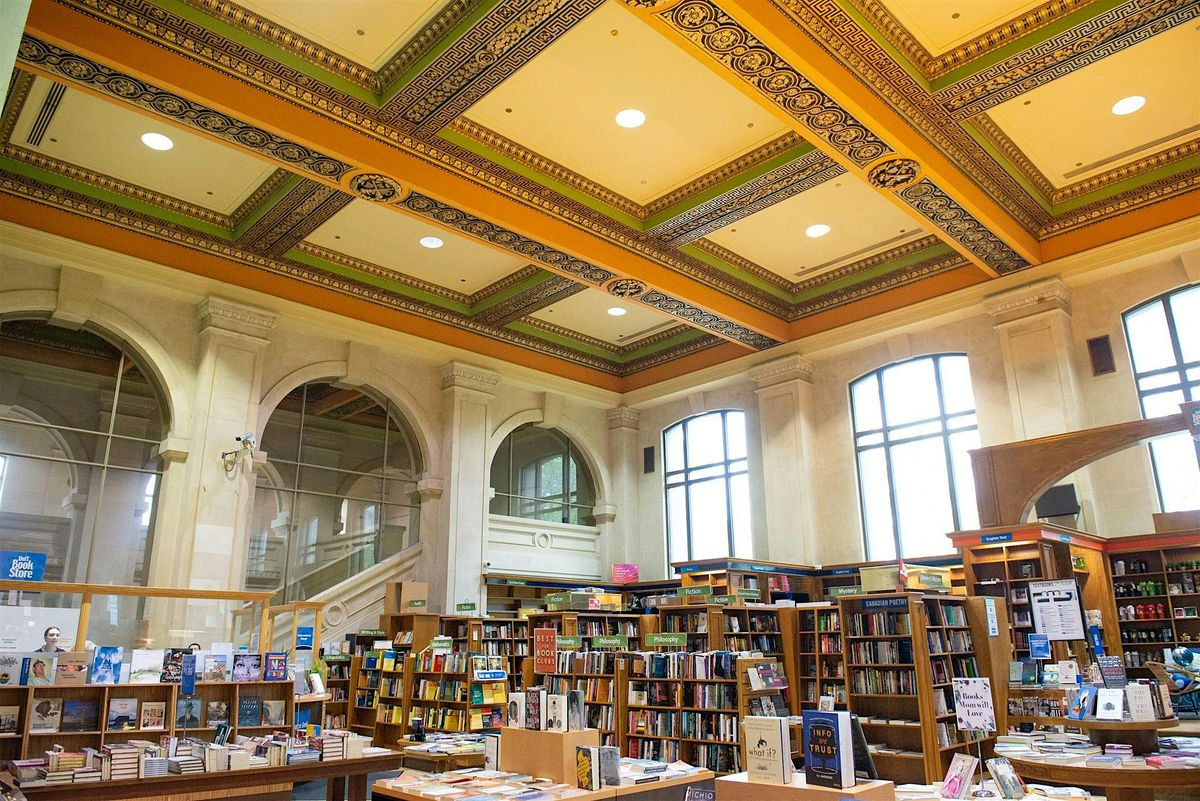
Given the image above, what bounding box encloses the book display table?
[371,770,715,801]
[500,727,600,784]
[397,738,486,772]
[9,750,403,801]
[1075,717,1178,755]
[715,773,896,801]
[1006,754,1200,801]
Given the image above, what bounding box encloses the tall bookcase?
[374,651,411,745]
[525,611,657,651]
[532,650,623,747]
[321,653,353,730]
[349,649,383,737]
[410,651,505,733]
[793,603,847,712]
[481,617,530,689]
[383,611,441,653]
[439,616,484,654]
[672,558,820,603]
[655,605,723,651]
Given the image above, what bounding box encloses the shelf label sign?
[981,533,1012,544]
[324,654,350,663]
[984,597,999,636]
[951,677,995,733]
[645,633,688,647]
[678,586,712,597]
[358,628,385,637]
[455,602,477,613]
[736,588,761,599]
[295,626,314,650]
[407,599,427,608]
[533,628,557,672]
[592,635,628,649]
[710,594,737,605]
[544,592,570,605]
[861,597,909,609]
[556,635,582,650]
[1,551,45,582]
[474,669,507,681]
[430,636,453,653]
[830,567,857,575]
[505,580,527,586]
[828,585,863,597]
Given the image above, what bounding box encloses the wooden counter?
[1007,754,1200,801]
[372,770,715,801]
[716,772,895,801]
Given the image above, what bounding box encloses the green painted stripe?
[959,120,1054,214]
[285,248,471,313]
[679,242,796,302]
[641,141,816,228]
[437,127,644,229]
[793,241,957,303]
[154,0,378,103]
[1,157,232,238]
[468,270,560,315]
[231,174,306,239]
[505,320,618,359]
[1049,153,1200,215]
[615,328,710,363]
[378,0,503,104]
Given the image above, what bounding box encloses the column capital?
[197,296,277,343]
[593,503,617,525]
[417,477,445,501]
[156,435,191,464]
[607,406,641,430]
[440,361,499,395]
[983,277,1070,323]
[750,353,815,390]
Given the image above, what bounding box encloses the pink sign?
[611,563,640,584]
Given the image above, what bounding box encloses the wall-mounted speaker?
[643,446,655,474]
[1087,335,1116,376]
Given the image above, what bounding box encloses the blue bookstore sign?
[861,597,909,609]
[1,551,45,581]
[181,653,197,695]
[1028,634,1051,660]
[295,626,314,650]
[981,533,1012,544]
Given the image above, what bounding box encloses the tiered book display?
[734,656,790,769]
[531,650,622,746]
[1106,531,1200,672]
[410,652,506,733]
[481,618,529,689]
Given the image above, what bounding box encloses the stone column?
[750,354,818,564]
[603,406,640,569]
[429,362,497,612]
[146,297,275,646]
[983,278,1096,526]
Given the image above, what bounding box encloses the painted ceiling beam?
[20,0,791,348]
[626,0,1043,278]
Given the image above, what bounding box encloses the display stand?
[500,726,600,783]
[715,772,895,801]
[1005,753,1199,801]
[734,656,787,770]
[322,654,353,730]
[531,649,622,746]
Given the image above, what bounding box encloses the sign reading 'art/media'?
[1,552,45,582]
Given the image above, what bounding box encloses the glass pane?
[1138,372,1181,392]
[1149,433,1200,513]
[539,455,564,498]
[881,359,939,426]
[688,465,725,482]
[948,429,981,532]
[248,484,291,592]
[688,478,729,560]
[851,375,882,433]
[665,472,685,486]
[666,486,688,563]
[385,406,419,473]
[856,432,884,447]
[262,404,302,463]
[728,459,747,474]
[1142,389,1184,419]
[0,453,78,581]
[725,411,747,460]
[1188,367,1200,383]
[685,413,725,467]
[298,465,382,501]
[664,423,685,473]
[947,413,977,431]
[1125,301,1176,373]
[938,356,976,415]
[857,449,895,560]
[1168,285,1200,362]
[0,416,108,467]
[889,420,944,441]
[115,361,166,444]
[729,474,752,558]
[891,438,954,559]
[102,433,159,470]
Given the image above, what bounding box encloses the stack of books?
[71,767,102,783]
[167,755,204,774]
[104,743,140,780]
[315,733,346,760]
[286,747,321,765]
[228,748,251,771]
[37,766,75,785]
[141,756,169,777]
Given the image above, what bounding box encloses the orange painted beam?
[0,193,630,392]
[1040,191,1200,262]
[620,341,752,392]
[630,0,1041,274]
[22,0,790,345]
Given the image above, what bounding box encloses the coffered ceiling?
[2,0,1196,392]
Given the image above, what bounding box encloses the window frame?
[849,353,978,560]
[1121,285,1200,512]
[490,425,595,525]
[662,409,751,564]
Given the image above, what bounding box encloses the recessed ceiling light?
[805,223,831,238]
[141,132,174,151]
[1111,95,1145,116]
[615,109,646,128]
[607,307,627,317]
[419,236,443,249]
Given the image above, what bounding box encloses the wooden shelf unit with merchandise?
[2,679,294,760]
[349,649,384,737]
[654,605,723,652]
[718,605,798,711]
[410,652,507,733]
[672,558,820,604]
[373,651,413,746]
[839,592,998,785]
[793,603,847,712]
[816,555,965,599]
[531,649,624,747]
[1106,529,1200,672]
[382,611,441,653]
[734,656,790,769]
[524,611,658,651]
[481,617,530,690]
[320,653,353,730]
[439,616,485,654]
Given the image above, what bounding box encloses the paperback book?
[54,651,90,685]
[106,697,138,731]
[1095,688,1124,720]
[202,654,228,682]
[262,700,285,727]
[140,701,166,730]
[232,654,262,682]
[62,698,99,732]
[30,697,62,733]
[263,653,287,681]
[985,758,1028,800]
[129,649,164,684]
[941,753,979,799]
[1065,686,1097,720]
[575,745,600,790]
[237,695,263,727]
[175,698,202,728]
[545,694,568,733]
[751,714,796,785]
[0,706,18,735]
[160,648,187,683]
[0,654,25,686]
[90,646,123,685]
[567,689,585,731]
[25,654,55,686]
[206,700,229,727]
[1125,683,1155,722]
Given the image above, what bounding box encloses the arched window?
[851,355,979,560]
[490,425,596,525]
[0,318,168,589]
[1122,285,1200,512]
[663,410,751,563]
[250,381,422,601]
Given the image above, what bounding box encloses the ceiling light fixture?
[805,223,831,238]
[607,307,627,317]
[615,109,646,128]
[1111,95,1145,116]
[419,236,444,249]
[140,132,174,151]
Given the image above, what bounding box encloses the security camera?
[236,432,256,450]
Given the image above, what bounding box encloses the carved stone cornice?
[440,361,500,394]
[983,277,1071,323]
[156,436,190,464]
[607,406,641,430]
[592,503,617,524]
[417,477,445,501]
[197,296,277,341]
[749,353,815,390]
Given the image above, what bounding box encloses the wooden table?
[12,751,403,801]
[716,773,894,801]
[373,770,715,801]
[1007,753,1200,801]
[396,747,485,772]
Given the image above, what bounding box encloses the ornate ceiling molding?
[466,265,543,306]
[636,290,779,349]
[473,275,587,327]
[982,276,1070,318]
[293,242,472,306]
[790,250,969,318]
[0,70,35,143]
[1036,171,1200,239]
[229,169,293,229]
[895,179,1026,274]
[234,180,351,256]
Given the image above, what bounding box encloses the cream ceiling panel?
[528,287,677,346]
[876,0,1046,54]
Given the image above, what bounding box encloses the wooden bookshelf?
[321,653,353,730]
[655,605,723,651]
[525,610,657,652]
[794,604,820,711]
[734,656,788,772]
[374,652,412,746]
[383,611,441,653]
[349,649,383,737]
[439,616,484,654]
[619,650,683,764]
[409,652,505,733]
[481,617,530,690]
[672,558,820,603]
[531,649,622,747]
[815,604,848,711]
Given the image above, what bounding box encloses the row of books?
[929,603,968,627]
[17,695,284,734]
[0,649,286,686]
[414,652,472,673]
[723,634,780,653]
[847,610,912,636]
[549,650,617,675]
[927,628,973,653]
[481,623,527,639]
[723,613,782,633]
[679,711,738,742]
[850,667,916,695]
[848,638,912,665]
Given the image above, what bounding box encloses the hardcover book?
[524,688,544,731]
[545,693,568,733]
[1097,656,1127,689]
[985,757,1028,799]
[202,655,228,682]
[1096,688,1124,720]
[1125,682,1156,722]
[54,651,90,685]
[1019,659,1039,687]
[129,649,165,683]
[25,655,55,686]
[483,733,500,771]
[175,698,202,729]
[598,745,620,787]
[30,697,62,733]
[206,700,229,727]
[575,745,599,790]
[567,689,585,731]
[262,700,285,727]
[62,698,99,732]
[940,753,979,799]
[751,714,796,785]
[0,654,24,686]
[263,653,287,681]
[232,654,261,682]
[106,697,138,731]
[507,692,525,728]
[140,701,166,731]
[1065,686,1097,720]
[0,706,18,735]
[90,646,123,685]
[237,695,263,727]
[160,648,187,683]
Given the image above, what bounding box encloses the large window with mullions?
[664,410,752,563]
[851,355,980,560]
[1122,285,1200,513]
